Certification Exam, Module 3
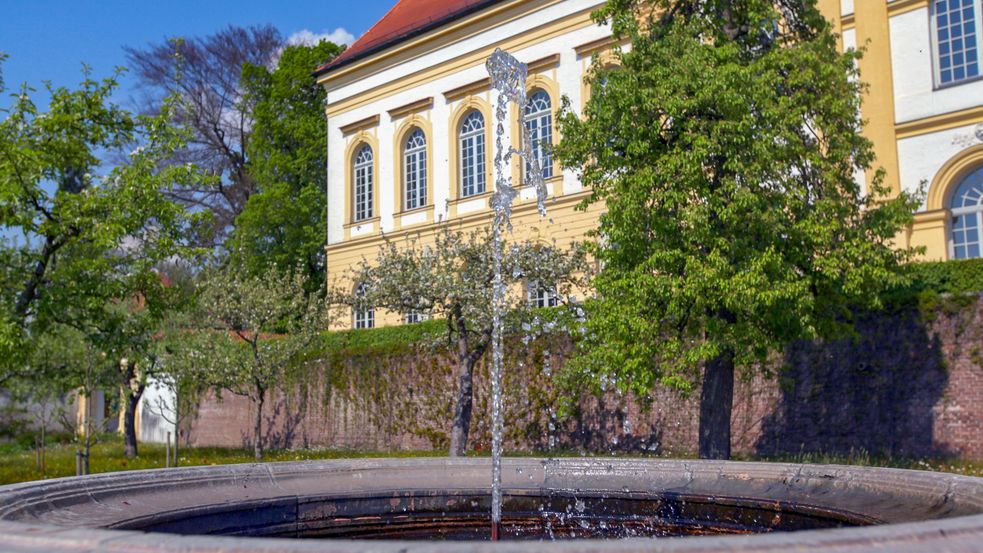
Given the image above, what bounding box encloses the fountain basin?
[0,458,981,551]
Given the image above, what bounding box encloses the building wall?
[320,0,983,330]
[137,377,177,444]
[319,0,611,328]
[835,0,983,260]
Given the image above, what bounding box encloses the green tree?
[556,0,919,459]
[0,68,206,454]
[340,228,589,457]
[177,263,329,460]
[54,273,193,459]
[22,323,117,474]
[231,40,345,287]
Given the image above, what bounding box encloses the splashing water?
[485,48,550,540]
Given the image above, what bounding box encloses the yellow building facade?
[318,0,983,329]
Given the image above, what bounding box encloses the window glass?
[403,129,427,211]
[459,111,486,197]
[353,145,374,221]
[353,282,375,329]
[524,90,554,180]
[936,0,981,85]
[951,165,983,259]
[528,281,559,308]
[404,311,429,324]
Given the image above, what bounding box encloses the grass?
[0,434,443,486]
[736,449,983,478]
[1,436,981,486]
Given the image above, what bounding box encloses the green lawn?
[1,436,981,486]
[0,435,444,485]
[736,450,983,478]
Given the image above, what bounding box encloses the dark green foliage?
[876,259,983,318]
[0,69,205,399]
[315,319,445,358]
[555,0,919,396]
[903,259,983,296]
[231,41,344,287]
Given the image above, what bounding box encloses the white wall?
[841,0,854,17]
[891,7,983,124]
[326,0,610,245]
[898,123,983,209]
[139,376,176,444]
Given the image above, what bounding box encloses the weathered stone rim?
[0,458,982,551]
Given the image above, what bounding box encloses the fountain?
[485,47,549,540]
[2,459,983,551]
[1,49,983,552]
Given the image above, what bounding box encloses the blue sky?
[0,0,394,108]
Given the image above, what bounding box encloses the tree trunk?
[254,388,265,461]
[173,400,180,467]
[15,238,57,322]
[40,425,46,476]
[120,361,145,459]
[83,441,91,475]
[698,345,735,459]
[122,387,144,458]
[449,353,476,457]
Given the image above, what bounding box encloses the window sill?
[396,204,433,217]
[449,191,493,204]
[345,216,380,229]
[933,73,983,91]
[518,174,563,187]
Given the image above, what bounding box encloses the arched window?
[459,111,486,197]
[353,282,374,329]
[353,145,374,222]
[951,166,983,259]
[523,90,553,180]
[403,129,427,210]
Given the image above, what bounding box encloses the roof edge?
[314,0,504,79]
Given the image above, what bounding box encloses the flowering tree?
[339,228,589,456]
[175,263,329,460]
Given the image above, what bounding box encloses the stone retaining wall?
[186,296,983,459]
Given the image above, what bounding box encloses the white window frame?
[353,283,375,329]
[459,111,486,198]
[523,90,554,181]
[949,169,983,259]
[353,145,374,222]
[403,129,427,211]
[931,0,983,87]
[528,281,559,309]
[404,311,430,324]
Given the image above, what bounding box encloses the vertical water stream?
[485,48,550,540]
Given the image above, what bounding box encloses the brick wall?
[186,296,983,459]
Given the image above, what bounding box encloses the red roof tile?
[315,0,505,76]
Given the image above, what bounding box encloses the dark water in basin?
[128,491,876,540]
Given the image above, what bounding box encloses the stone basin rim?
[0,458,982,552]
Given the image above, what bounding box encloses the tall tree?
[341,228,589,457]
[231,40,345,286]
[125,25,283,242]
[0,68,205,453]
[556,0,919,459]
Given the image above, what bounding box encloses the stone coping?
[0,458,981,551]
